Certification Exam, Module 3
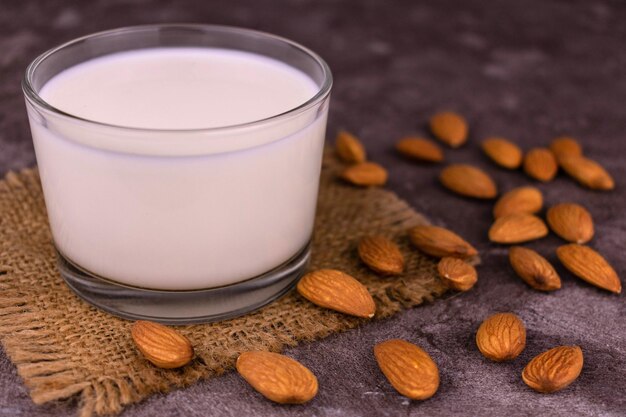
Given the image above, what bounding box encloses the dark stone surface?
[1,0,625,415]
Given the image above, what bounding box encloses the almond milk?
[28,47,328,290]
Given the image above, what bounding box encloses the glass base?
[57,243,310,324]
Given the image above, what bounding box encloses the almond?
[437,257,477,291]
[395,137,444,162]
[481,137,523,169]
[340,162,388,186]
[408,225,478,259]
[546,203,594,244]
[557,154,614,190]
[493,186,543,219]
[522,346,583,393]
[523,148,558,182]
[509,246,561,291]
[374,339,439,400]
[556,244,621,294]
[488,214,548,244]
[429,111,468,148]
[335,130,366,163]
[358,236,405,275]
[476,313,526,362]
[550,136,582,158]
[131,321,193,369]
[296,269,376,318]
[439,164,498,199]
[236,351,318,404]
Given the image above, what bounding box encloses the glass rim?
[22,23,333,133]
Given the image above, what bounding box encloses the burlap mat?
[0,150,448,416]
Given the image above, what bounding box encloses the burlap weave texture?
[0,151,447,416]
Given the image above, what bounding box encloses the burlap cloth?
[0,150,449,416]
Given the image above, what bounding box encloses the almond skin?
[556,244,621,294]
[546,203,594,244]
[439,164,498,199]
[340,162,388,186]
[557,155,614,190]
[481,137,523,169]
[236,351,318,404]
[437,257,477,291]
[358,236,405,275]
[131,321,194,369]
[429,111,468,148]
[374,339,439,400]
[489,214,549,244]
[522,346,583,393]
[335,130,366,163]
[493,186,543,219]
[296,269,376,318]
[476,313,526,362]
[523,148,558,182]
[550,136,582,158]
[509,246,561,291]
[395,137,444,163]
[409,225,478,258]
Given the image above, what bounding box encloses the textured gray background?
[1,0,625,416]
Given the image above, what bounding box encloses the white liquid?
[28,48,328,290]
[40,48,317,129]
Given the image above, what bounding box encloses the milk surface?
[29,47,328,290]
[40,48,318,129]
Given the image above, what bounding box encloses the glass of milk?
[22,24,332,324]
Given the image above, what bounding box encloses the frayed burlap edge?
[0,150,460,416]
